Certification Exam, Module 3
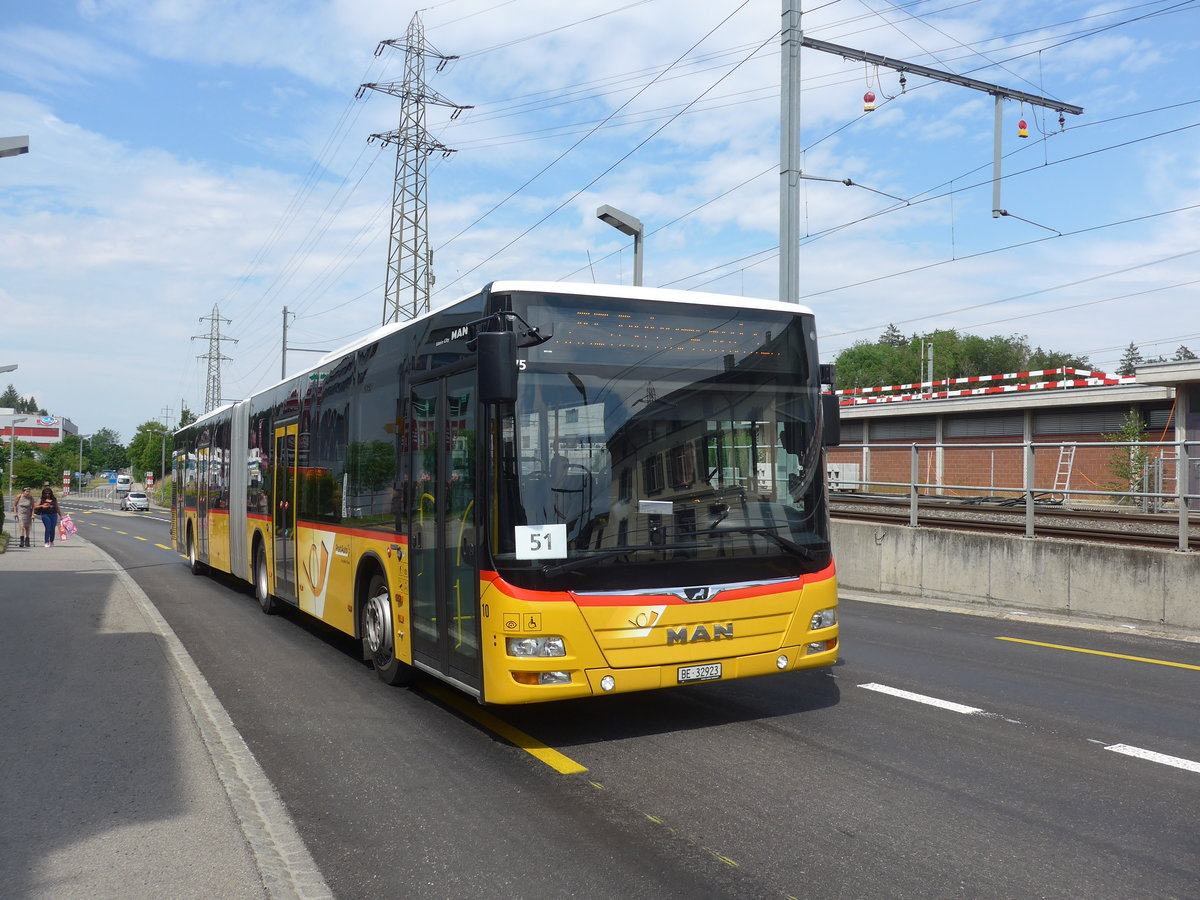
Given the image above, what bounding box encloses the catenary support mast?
[779,4,1083,304]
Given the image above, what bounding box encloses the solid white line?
[859,682,986,715]
[1104,744,1200,774]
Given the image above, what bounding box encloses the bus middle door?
[196,441,210,561]
[272,423,299,605]
[409,370,481,692]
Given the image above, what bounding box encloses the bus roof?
[182,282,817,427]
[317,281,815,369]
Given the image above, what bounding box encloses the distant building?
[826,366,1198,505]
[0,409,79,448]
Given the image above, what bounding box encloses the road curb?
[93,539,334,900]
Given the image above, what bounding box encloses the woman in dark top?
[34,487,60,547]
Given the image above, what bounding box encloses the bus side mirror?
[477,331,518,405]
[821,394,841,446]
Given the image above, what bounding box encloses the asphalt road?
[69,502,1200,899]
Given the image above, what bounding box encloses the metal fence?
[827,439,1200,551]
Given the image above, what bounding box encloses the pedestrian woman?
[34,487,60,547]
[12,486,35,548]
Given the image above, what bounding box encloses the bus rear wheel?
[254,544,279,615]
[362,572,413,686]
[187,529,204,575]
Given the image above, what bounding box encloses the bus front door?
[409,371,481,692]
[272,424,299,605]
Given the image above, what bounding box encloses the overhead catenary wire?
[198,0,1197,407]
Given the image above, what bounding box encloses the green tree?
[11,439,53,488]
[1173,345,1197,361]
[834,340,917,388]
[179,405,197,428]
[1117,342,1143,376]
[879,323,907,348]
[1104,409,1149,504]
[1028,346,1090,370]
[88,428,129,472]
[0,385,48,415]
[834,327,1087,389]
[127,421,170,481]
[42,435,84,487]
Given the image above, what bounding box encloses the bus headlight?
[810,608,837,630]
[506,636,566,658]
[513,671,572,686]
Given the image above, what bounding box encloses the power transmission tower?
[192,305,238,414]
[358,13,472,325]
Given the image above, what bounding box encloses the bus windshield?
[490,292,830,593]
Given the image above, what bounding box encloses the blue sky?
[1,0,1198,443]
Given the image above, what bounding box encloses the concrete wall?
[831,520,1200,633]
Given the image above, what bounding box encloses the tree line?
[3,385,196,492]
[832,327,1088,390]
[833,328,1196,388]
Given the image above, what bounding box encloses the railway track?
[830,494,1200,551]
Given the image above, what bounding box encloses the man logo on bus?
[666,623,734,645]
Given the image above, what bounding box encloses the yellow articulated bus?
[173,281,840,704]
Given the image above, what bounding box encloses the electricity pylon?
[192,305,237,414]
[358,13,472,324]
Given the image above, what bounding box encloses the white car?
[122,491,150,512]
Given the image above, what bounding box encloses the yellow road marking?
[134,535,147,541]
[156,543,173,550]
[116,531,129,535]
[997,637,1200,671]
[424,683,587,774]
[706,849,739,868]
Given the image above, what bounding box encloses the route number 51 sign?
[514,524,568,560]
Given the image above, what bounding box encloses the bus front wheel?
[362,572,413,686]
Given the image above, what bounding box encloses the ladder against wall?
[1052,445,1076,501]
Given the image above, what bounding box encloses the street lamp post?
[77,435,92,495]
[596,204,644,287]
[151,429,169,507]
[6,415,32,490]
[0,136,29,159]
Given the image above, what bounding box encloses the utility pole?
[779,1,803,305]
[281,306,331,379]
[779,7,1083,303]
[358,13,472,324]
[191,305,237,414]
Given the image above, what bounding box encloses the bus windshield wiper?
[539,543,704,577]
[701,526,828,562]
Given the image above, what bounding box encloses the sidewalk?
[0,519,330,899]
